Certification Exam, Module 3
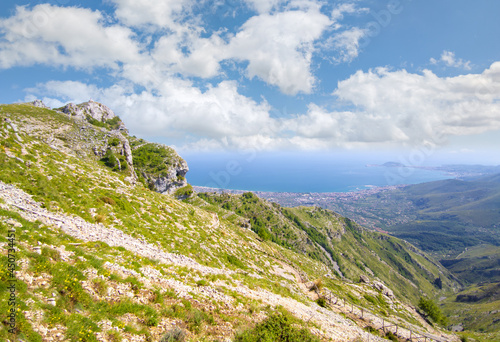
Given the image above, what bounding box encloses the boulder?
[360,275,370,283]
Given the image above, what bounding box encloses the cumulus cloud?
[0,2,357,96]
[331,63,500,143]
[151,32,225,79]
[0,4,142,69]
[30,78,277,148]
[430,50,472,70]
[6,2,499,152]
[225,9,331,95]
[109,0,192,29]
[28,63,500,150]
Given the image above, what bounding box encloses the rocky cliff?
[128,141,189,195]
[37,100,188,193]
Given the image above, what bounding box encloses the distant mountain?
[382,161,406,167]
[387,175,500,255]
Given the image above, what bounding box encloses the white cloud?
[430,50,472,70]
[151,32,225,79]
[244,0,283,14]
[0,2,356,97]
[328,27,367,63]
[225,9,331,95]
[331,3,368,29]
[109,0,192,29]
[27,63,500,150]
[0,5,143,70]
[332,63,500,143]
[30,79,276,147]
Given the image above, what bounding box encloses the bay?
[182,151,452,193]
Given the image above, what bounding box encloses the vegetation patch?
[234,310,320,342]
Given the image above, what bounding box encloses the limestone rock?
[31,100,50,109]
[359,275,370,283]
[60,100,116,122]
[373,281,394,297]
[149,158,189,195]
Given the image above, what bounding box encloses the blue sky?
[1,0,500,164]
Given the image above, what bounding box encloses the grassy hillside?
[0,103,464,341]
[194,191,458,304]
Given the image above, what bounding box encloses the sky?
[1,0,500,165]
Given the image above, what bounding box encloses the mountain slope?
[194,191,459,303]
[0,102,461,341]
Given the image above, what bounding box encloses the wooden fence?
[321,288,450,342]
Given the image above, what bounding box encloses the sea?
[182,151,453,193]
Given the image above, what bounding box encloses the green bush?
[385,331,398,341]
[106,117,122,130]
[235,311,320,342]
[99,196,116,206]
[174,185,193,198]
[316,297,327,308]
[86,115,106,128]
[100,150,127,172]
[227,254,246,269]
[108,137,121,146]
[364,325,378,335]
[418,297,447,325]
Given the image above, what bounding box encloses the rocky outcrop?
[59,100,117,122]
[139,149,189,195]
[31,99,50,109]
[150,159,189,195]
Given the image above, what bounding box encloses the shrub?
[316,297,327,308]
[385,331,398,341]
[106,117,122,130]
[175,185,193,198]
[95,214,106,224]
[108,137,121,146]
[418,297,447,325]
[160,327,186,342]
[196,280,208,287]
[227,255,246,269]
[234,311,320,342]
[309,279,323,292]
[132,143,175,176]
[364,325,378,334]
[100,196,116,206]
